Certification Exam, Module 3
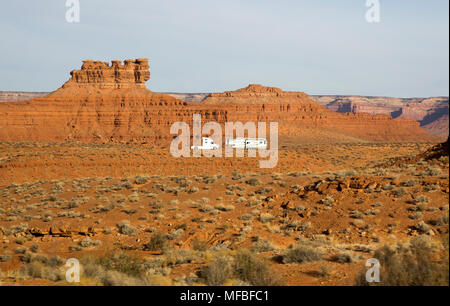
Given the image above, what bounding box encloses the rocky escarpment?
[312,95,449,138]
[199,84,435,142]
[0,60,439,144]
[1,92,446,139]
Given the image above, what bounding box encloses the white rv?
[225,137,246,149]
[225,137,267,149]
[191,137,219,150]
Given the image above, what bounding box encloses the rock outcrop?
[0,60,439,144]
[64,59,150,89]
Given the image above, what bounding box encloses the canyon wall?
[311,95,449,138]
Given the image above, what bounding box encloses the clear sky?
[0,0,448,97]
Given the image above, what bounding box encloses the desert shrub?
[382,183,394,191]
[365,209,380,216]
[331,252,353,263]
[245,178,260,186]
[200,205,214,212]
[429,215,449,226]
[403,179,418,187]
[413,195,430,204]
[95,252,148,277]
[18,261,65,281]
[15,246,27,254]
[259,213,275,223]
[239,214,252,221]
[192,238,209,251]
[201,256,232,285]
[424,184,439,192]
[144,232,168,251]
[409,212,423,220]
[0,254,12,262]
[186,187,199,194]
[355,236,449,286]
[215,204,235,212]
[415,221,430,233]
[408,201,428,211]
[134,176,149,185]
[128,193,140,203]
[117,220,137,236]
[167,229,184,240]
[255,187,272,195]
[283,244,323,264]
[320,196,335,206]
[318,265,330,277]
[14,254,65,281]
[392,188,406,198]
[250,239,276,253]
[232,172,244,180]
[69,245,83,252]
[79,253,172,286]
[29,244,39,253]
[350,210,364,219]
[122,208,137,215]
[80,238,101,248]
[232,250,281,286]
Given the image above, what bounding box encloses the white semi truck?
[191,137,219,150]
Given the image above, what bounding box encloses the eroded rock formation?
[66,59,150,89]
[0,59,439,144]
[312,95,449,138]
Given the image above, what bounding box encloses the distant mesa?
[0,58,441,144]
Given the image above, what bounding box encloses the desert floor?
[0,140,448,286]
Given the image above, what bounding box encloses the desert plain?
[0,59,448,286]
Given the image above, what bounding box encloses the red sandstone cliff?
[0,60,439,144]
[311,95,449,138]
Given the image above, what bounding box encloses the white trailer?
[244,138,267,149]
[191,137,219,150]
[225,137,246,149]
[225,138,267,149]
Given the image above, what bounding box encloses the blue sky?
[0,0,448,97]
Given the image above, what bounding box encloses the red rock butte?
[0,59,438,144]
[66,58,150,89]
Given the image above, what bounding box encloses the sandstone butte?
[0,59,438,144]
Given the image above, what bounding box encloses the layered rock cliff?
[0,60,438,144]
[311,96,449,138]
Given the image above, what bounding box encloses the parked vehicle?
[191,137,219,150]
[225,137,267,149]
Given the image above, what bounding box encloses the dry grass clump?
[245,178,260,186]
[250,239,276,253]
[201,255,233,285]
[283,243,324,264]
[12,254,66,282]
[200,248,283,285]
[259,213,275,223]
[81,252,172,286]
[355,235,449,286]
[320,196,335,206]
[117,220,137,236]
[144,232,169,251]
[215,204,235,212]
